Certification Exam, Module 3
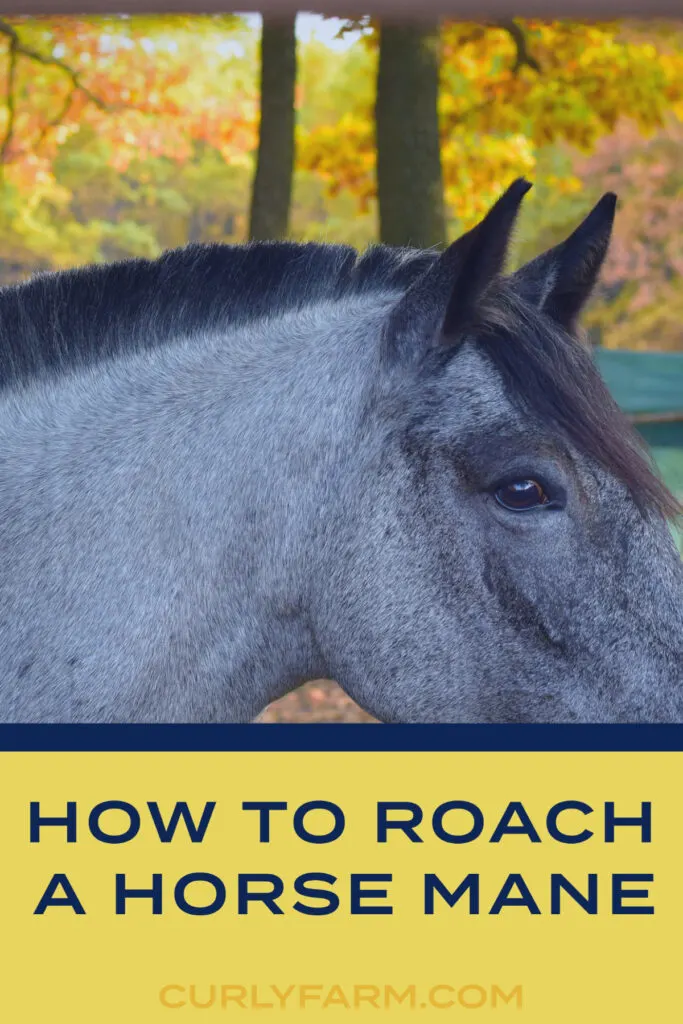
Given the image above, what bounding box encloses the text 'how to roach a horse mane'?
[0,179,680,725]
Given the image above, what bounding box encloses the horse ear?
[510,192,617,332]
[384,178,532,361]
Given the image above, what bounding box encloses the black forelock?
[471,280,681,520]
[0,240,438,385]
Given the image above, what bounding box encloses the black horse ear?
[510,192,617,332]
[385,178,532,361]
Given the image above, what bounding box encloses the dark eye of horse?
[494,479,551,512]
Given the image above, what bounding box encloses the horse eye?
[494,479,551,512]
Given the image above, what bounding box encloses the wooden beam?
[628,411,683,426]
[1,2,682,17]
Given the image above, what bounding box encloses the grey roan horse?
[0,179,681,723]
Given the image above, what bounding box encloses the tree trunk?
[249,17,297,241]
[375,23,446,249]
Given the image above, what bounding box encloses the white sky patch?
[238,13,361,50]
[55,14,358,63]
[216,39,246,58]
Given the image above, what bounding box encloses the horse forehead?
[439,343,519,428]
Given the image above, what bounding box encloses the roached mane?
[0,239,678,520]
[0,241,438,383]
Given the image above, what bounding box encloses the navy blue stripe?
[0,724,682,752]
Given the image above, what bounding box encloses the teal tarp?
[595,349,683,417]
[593,350,683,551]
[594,349,683,448]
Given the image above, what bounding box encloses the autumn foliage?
[0,15,258,269]
[0,15,680,352]
[0,16,255,177]
[298,20,683,226]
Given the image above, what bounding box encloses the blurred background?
[0,13,680,721]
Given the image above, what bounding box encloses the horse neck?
[0,298,382,719]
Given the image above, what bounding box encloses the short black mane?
[0,241,437,385]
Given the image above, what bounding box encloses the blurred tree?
[375,24,445,248]
[248,16,297,240]
[300,18,683,238]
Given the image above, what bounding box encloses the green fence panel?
[591,350,683,550]
[595,348,683,449]
[594,348,683,418]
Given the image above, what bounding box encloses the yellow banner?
[2,749,681,1021]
